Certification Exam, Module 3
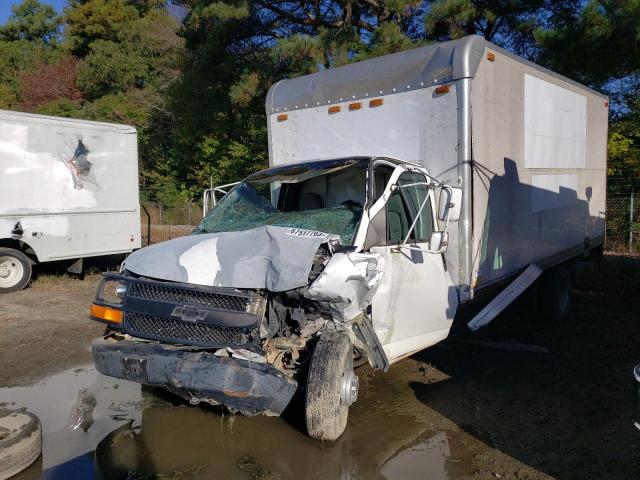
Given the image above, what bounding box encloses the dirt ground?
[1,255,639,479]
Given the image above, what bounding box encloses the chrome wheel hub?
[340,370,359,406]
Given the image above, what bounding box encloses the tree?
[535,0,640,87]
[424,0,581,57]
[65,0,140,55]
[20,55,83,111]
[535,1,640,188]
[0,39,59,108]
[76,39,148,98]
[0,0,62,44]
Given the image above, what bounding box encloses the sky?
[0,0,67,24]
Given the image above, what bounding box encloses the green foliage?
[65,0,140,55]
[0,0,637,207]
[364,22,416,58]
[76,40,148,98]
[535,1,640,86]
[34,97,82,117]
[0,38,59,106]
[0,0,61,43]
[425,0,477,40]
[0,83,19,109]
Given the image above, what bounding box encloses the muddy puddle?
[1,363,477,480]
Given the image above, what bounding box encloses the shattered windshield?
[194,159,367,245]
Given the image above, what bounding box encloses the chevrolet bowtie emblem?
[171,305,208,322]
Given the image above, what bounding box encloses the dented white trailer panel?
[266,35,607,299]
[0,110,141,263]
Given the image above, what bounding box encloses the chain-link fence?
[140,199,204,245]
[605,192,639,255]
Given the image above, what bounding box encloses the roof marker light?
[277,114,288,122]
[328,105,341,114]
[435,85,451,95]
[487,52,496,62]
[349,102,362,111]
[369,98,384,108]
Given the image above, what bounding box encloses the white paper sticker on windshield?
[286,228,327,238]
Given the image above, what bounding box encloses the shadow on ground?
[409,255,640,479]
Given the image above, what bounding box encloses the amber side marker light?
[90,304,123,324]
[277,114,288,122]
[435,85,451,94]
[348,102,362,111]
[487,52,496,62]
[328,105,341,114]
[369,98,384,108]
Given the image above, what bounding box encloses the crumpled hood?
[122,225,339,292]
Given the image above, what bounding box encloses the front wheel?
[305,332,358,441]
[0,248,32,293]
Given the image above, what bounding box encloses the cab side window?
[386,172,433,244]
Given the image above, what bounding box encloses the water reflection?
[1,365,474,480]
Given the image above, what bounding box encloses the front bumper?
[92,338,297,416]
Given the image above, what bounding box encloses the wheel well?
[0,238,39,263]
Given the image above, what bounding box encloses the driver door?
[367,163,458,362]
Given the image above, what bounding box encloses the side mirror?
[429,231,448,253]
[438,187,462,222]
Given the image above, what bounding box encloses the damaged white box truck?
[0,110,141,292]
[90,35,607,440]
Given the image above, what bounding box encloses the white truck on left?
[0,109,141,293]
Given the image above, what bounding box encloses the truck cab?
[91,156,460,440]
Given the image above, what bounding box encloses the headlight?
[91,275,126,328]
[115,282,128,299]
[96,276,128,306]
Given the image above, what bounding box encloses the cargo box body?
[0,110,141,263]
[266,35,607,301]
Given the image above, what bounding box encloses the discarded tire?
[305,331,358,441]
[0,248,32,293]
[0,409,42,480]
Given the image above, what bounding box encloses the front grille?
[127,282,253,312]
[125,312,255,348]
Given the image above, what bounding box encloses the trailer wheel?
[539,264,573,322]
[0,248,32,293]
[305,332,358,441]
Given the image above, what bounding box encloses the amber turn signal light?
[487,52,496,62]
[90,304,123,324]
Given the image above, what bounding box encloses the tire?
[539,263,573,322]
[0,248,32,293]
[0,409,42,480]
[305,332,358,441]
